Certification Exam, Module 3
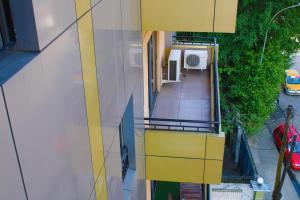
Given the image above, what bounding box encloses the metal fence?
[223,125,259,183]
[239,133,259,181]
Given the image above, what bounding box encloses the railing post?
[213,44,221,134]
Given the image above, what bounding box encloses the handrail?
[213,41,221,133]
[173,35,216,40]
[144,117,219,124]
[144,117,220,133]
[172,35,217,46]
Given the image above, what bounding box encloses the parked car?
[273,124,300,170]
[284,69,300,95]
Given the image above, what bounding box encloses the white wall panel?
[92,0,145,199]
[92,0,125,156]
[0,89,27,200]
[93,0,145,200]
[32,0,76,49]
[3,25,94,200]
[121,0,146,199]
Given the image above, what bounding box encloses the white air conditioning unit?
[184,50,208,70]
[165,49,181,82]
[129,43,142,68]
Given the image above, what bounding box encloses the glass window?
[119,96,135,180]
[119,123,129,180]
[287,76,300,84]
[289,142,300,153]
[0,0,16,48]
[0,33,3,48]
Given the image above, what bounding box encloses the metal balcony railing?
[172,35,216,46]
[174,35,221,132]
[144,117,220,133]
[213,38,221,133]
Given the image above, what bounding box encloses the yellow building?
[0,0,238,200]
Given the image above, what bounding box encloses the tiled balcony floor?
[152,70,211,121]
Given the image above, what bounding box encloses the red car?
[273,124,300,170]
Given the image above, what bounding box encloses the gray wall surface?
[92,0,145,199]
[0,0,145,199]
[2,25,95,200]
[31,0,76,50]
[0,88,27,200]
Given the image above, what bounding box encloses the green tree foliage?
[179,0,300,133]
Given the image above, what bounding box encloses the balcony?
[144,36,224,184]
[145,36,220,134]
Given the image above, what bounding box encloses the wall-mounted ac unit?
[184,50,208,70]
[166,49,181,82]
[129,43,142,68]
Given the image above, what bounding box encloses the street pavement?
[248,54,300,200]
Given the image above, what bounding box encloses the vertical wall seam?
[139,0,143,32]
[213,0,217,32]
[1,86,29,200]
[119,0,127,111]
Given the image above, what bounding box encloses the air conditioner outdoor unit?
[184,50,208,70]
[129,43,142,68]
[166,49,181,82]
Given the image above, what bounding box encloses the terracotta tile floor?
[152,70,211,121]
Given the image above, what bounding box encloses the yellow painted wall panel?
[141,0,215,32]
[146,156,204,183]
[75,2,108,198]
[145,130,224,183]
[75,0,90,17]
[214,0,238,33]
[77,12,105,178]
[206,133,225,160]
[95,167,108,200]
[204,160,223,184]
[145,130,206,159]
